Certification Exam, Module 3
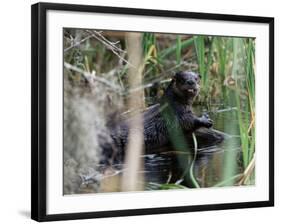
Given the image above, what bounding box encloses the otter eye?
[177,78,185,84]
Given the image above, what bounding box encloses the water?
[140,106,246,189]
[78,107,247,193]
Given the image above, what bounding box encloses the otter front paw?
[199,113,213,128]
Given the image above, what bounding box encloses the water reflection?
[142,106,246,189]
[80,107,251,193]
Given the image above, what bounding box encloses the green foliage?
[63,29,255,189]
[146,182,188,190]
[194,36,206,84]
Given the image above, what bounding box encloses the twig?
[216,107,237,113]
[84,30,136,68]
[213,174,244,187]
[93,31,126,53]
[238,153,255,185]
[64,30,135,68]
[64,62,121,92]
[213,154,255,187]
[127,78,172,94]
[64,35,93,53]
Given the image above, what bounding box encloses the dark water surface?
[141,106,244,189]
[85,106,247,193]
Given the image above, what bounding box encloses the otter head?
[172,71,201,102]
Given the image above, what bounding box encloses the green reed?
[176,35,182,66]
[194,36,255,185]
[64,29,256,189]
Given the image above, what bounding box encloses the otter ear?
[172,72,179,82]
[174,71,183,81]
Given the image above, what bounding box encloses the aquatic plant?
[63,29,255,193]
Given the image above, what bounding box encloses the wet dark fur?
[100,71,223,166]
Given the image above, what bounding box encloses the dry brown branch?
[84,30,135,68]
[64,62,121,92]
[64,34,93,53]
[238,153,255,185]
[121,33,145,191]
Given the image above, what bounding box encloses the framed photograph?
[31,2,274,222]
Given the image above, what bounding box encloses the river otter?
[100,71,223,166]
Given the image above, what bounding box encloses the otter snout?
[186,79,196,86]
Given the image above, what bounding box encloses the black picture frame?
[31,2,274,222]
